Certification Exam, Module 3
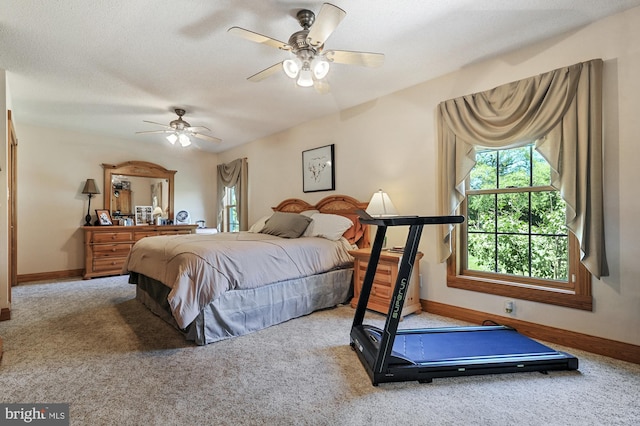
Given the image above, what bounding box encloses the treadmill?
[350,211,578,385]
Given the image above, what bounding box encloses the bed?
[125,195,369,345]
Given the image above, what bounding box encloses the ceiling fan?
[228,2,384,90]
[136,108,221,147]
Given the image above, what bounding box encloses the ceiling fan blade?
[186,125,212,133]
[307,3,346,47]
[142,120,173,129]
[325,50,385,67]
[247,62,283,82]
[192,133,222,144]
[136,130,173,135]
[228,27,290,50]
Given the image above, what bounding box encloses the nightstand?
[349,248,423,319]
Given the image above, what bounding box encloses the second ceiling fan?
[136,108,221,147]
[228,3,384,90]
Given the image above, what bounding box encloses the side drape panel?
[437,59,608,278]
[217,158,249,231]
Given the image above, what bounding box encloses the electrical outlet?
[504,300,514,314]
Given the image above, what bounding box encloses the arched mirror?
[102,161,176,223]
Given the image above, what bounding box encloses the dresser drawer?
[134,231,159,241]
[160,230,193,236]
[92,231,133,243]
[93,243,132,257]
[93,257,127,272]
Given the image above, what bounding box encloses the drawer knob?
[111,235,117,239]
[111,248,117,252]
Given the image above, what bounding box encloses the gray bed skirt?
[130,268,353,345]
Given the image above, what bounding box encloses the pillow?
[259,212,312,238]
[300,209,320,217]
[303,213,354,241]
[248,215,271,233]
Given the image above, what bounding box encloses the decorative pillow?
[303,213,354,241]
[259,212,312,238]
[341,213,364,245]
[248,215,271,233]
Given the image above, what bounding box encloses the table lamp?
[82,179,100,226]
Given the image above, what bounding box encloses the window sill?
[447,274,593,311]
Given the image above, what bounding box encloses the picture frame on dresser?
[95,209,112,226]
[302,144,335,193]
[135,205,153,225]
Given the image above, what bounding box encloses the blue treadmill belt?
[391,329,560,363]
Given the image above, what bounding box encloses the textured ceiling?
[2,0,639,152]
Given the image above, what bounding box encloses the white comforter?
[124,232,354,328]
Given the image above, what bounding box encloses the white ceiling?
[2,0,639,153]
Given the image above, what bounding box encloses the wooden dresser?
[83,224,197,279]
[349,248,423,319]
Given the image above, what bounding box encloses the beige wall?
[219,7,640,345]
[14,123,218,275]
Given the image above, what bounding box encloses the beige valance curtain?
[217,158,248,231]
[437,58,608,278]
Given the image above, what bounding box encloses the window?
[447,144,592,311]
[222,186,239,232]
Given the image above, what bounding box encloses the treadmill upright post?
[372,223,423,376]
[351,225,387,328]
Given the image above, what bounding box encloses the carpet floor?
[1,275,639,425]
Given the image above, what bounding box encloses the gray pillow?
[259,212,312,238]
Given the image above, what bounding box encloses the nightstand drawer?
[370,283,393,300]
[357,263,393,285]
[349,248,423,319]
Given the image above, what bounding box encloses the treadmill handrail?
[356,209,465,226]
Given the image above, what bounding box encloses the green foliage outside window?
[466,144,568,281]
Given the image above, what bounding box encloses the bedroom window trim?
[448,198,592,311]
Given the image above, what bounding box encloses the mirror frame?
[102,161,176,221]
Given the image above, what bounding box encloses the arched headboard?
[273,195,370,248]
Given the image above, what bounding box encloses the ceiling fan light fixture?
[311,57,330,79]
[283,58,301,78]
[178,133,191,147]
[296,62,314,87]
[166,133,178,144]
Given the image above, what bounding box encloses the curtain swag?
[217,158,248,231]
[437,58,608,278]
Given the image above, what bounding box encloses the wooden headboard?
[272,195,370,248]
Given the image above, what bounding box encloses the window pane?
[531,235,568,280]
[497,193,529,234]
[532,149,552,187]
[467,194,496,232]
[470,150,497,190]
[498,146,531,189]
[497,234,529,275]
[531,191,566,235]
[467,233,495,272]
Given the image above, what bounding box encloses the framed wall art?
[302,144,335,193]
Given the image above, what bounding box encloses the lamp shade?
[82,179,100,195]
[366,189,398,217]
